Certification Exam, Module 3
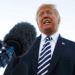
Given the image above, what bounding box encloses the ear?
[58,16,60,24]
[36,16,39,25]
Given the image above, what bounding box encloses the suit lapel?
[48,35,66,74]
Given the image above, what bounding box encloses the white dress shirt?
[38,32,59,59]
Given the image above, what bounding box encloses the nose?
[43,12,48,17]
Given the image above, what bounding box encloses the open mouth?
[43,18,52,25]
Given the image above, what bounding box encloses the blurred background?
[0,0,75,75]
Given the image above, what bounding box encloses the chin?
[43,31,53,35]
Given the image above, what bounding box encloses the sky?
[0,0,75,75]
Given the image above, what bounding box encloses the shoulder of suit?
[60,36,75,46]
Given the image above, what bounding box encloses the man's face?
[36,6,60,35]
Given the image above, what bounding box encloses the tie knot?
[45,36,51,42]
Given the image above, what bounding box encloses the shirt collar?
[51,32,59,43]
[41,32,59,43]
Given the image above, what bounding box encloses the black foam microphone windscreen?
[4,22,36,56]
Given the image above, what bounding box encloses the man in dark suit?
[20,4,75,75]
[4,4,75,75]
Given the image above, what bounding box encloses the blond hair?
[36,4,60,24]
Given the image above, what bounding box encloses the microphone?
[0,22,36,67]
[4,22,36,56]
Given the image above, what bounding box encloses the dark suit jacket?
[4,35,75,75]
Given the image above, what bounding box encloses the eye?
[38,11,44,17]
